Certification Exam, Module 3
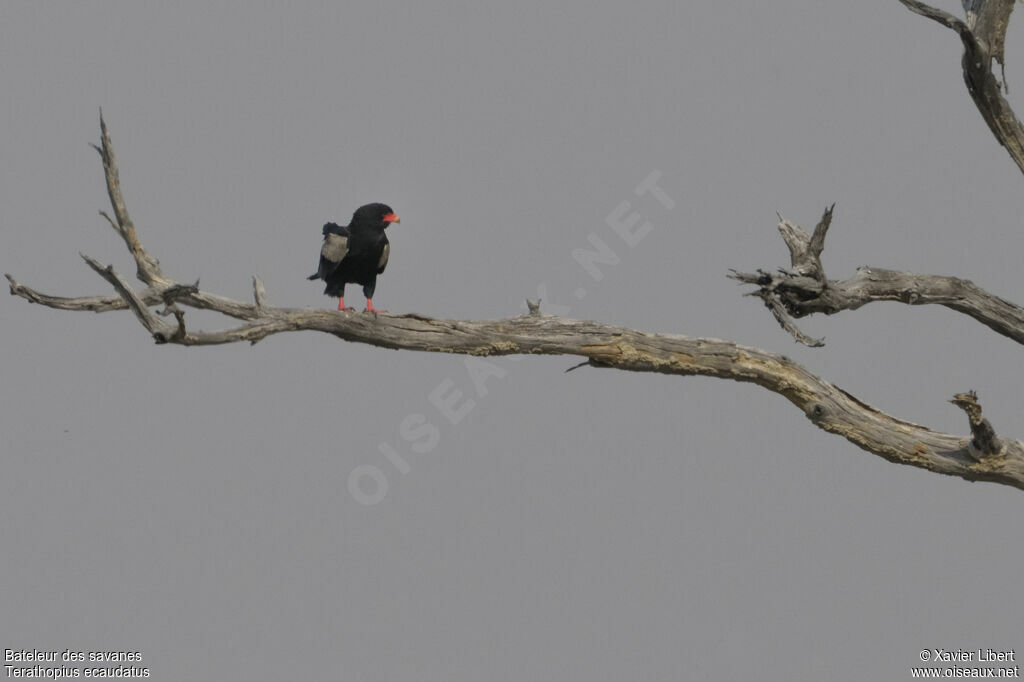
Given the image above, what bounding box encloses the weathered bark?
[732,207,1024,347]
[6,115,1024,493]
[898,0,1024,175]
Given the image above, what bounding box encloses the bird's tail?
[307,273,319,280]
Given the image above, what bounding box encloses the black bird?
[308,203,400,312]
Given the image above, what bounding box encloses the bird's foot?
[364,300,385,314]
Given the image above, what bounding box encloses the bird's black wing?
[377,237,390,275]
[308,222,349,280]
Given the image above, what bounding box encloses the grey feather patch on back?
[322,233,349,263]
[377,242,390,273]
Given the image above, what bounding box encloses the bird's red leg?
[364,299,385,313]
[338,297,353,311]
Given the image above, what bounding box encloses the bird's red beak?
[383,213,400,223]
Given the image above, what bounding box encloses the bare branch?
[11,116,1024,493]
[6,272,161,312]
[734,210,1024,347]
[5,272,261,323]
[898,0,1024,175]
[81,255,180,343]
[31,266,1024,491]
[92,111,165,285]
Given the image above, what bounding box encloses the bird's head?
[352,203,400,229]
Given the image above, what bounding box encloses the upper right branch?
[731,207,1024,347]
[898,0,1024,175]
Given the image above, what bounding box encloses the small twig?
[253,276,268,309]
[98,210,119,234]
[807,204,834,265]
[777,205,833,279]
[754,289,825,347]
[564,359,591,373]
[950,390,1003,458]
[172,308,187,340]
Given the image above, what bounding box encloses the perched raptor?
[307,203,400,312]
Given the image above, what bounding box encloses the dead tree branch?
[90,111,166,286]
[898,0,1024,175]
[7,115,1024,493]
[732,207,1024,347]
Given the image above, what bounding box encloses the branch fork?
[732,206,1024,348]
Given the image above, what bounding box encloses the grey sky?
[2,1,1022,680]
